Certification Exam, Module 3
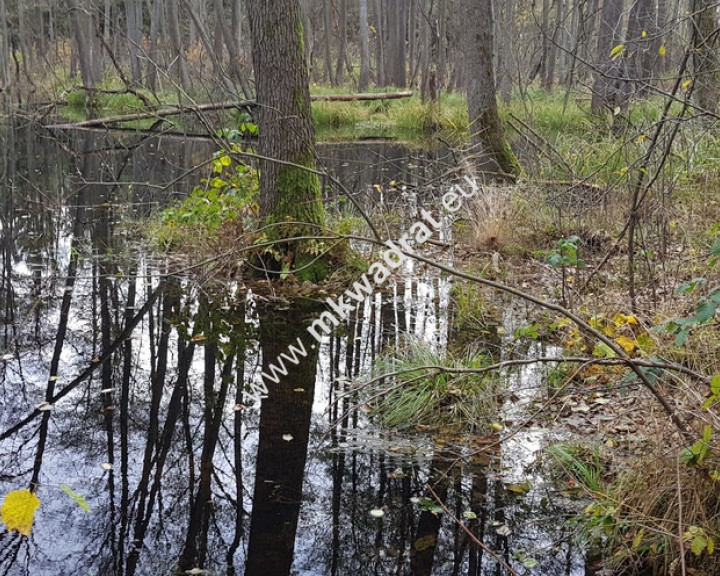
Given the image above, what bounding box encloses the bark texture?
[247,0,325,233]
[463,0,521,178]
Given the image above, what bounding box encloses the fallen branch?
[46,91,414,130]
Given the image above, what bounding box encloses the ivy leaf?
[60,484,92,513]
[1,489,41,536]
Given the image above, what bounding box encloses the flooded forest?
[1,2,720,576]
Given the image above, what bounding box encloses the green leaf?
[593,341,616,358]
[675,277,706,295]
[712,374,720,396]
[60,484,92,513]
[675,328,690,347]
[692,535,708,556]
[692,300,716,324]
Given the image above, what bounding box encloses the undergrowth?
[365,341,504,434]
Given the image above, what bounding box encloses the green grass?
[311,86,468,142]
[365,341,503,434]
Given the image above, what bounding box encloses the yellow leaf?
[633,528,645,549]
[616,335,638,354]
[659,44,666,57]
[641,30,647,38]
[682,79,692,90]
[610,44,626,59]
[1,489,41,536]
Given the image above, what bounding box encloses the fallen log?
[46,91,414,130]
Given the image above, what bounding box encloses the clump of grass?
[548,439,720,575]
[365,341,504,434]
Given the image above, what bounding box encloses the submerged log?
[47,91,414,130]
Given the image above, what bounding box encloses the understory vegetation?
[147,84,720,575]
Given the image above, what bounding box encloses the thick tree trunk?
[359,0,371,90]
[247,0,325,241]
[464,0,521,178]
[692,0,720,112]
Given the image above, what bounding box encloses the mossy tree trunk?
[247,0,326,251]
[463,0,522,179]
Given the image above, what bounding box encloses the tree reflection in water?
[0,124,586,576]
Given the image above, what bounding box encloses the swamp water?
[0,124,587,575]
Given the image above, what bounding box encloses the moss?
[295,253,329,282]
[266,151,325,232]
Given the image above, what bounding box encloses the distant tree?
[246,0,326,261]
[359,0,371,90]
[463,0,521,178]
[692,0,720,113]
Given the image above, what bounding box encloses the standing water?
[0,123,586,575]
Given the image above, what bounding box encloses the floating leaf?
[495,524,512,536]
[522,557,539,568]
[462,510,477,520]
[1,353,14,361]
[60,484,91,513]
[369,508,385,518]
[35,402,53,411]
[506,481,532,495]
[282,434,294,442]
[100,462,113,471]
[1,489,41,536]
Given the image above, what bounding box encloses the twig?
[426,484,522,576]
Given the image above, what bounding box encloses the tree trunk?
[626,0,656,94]
[590,0,625,112]
[359,0,371,90]
[437,0,447,89]
[66,0,97,105]
[166,0,191,90]
[374,0,386,85]
[540,0,552,89]
[464,0,521,178]
[692,0,720,112]
[335,0,347,85]
[322,0,336,85]
[0,0,10,102]
[497,0,515,103]
[247,0,326,245]
[125,0,143,84]
[146,0,163,92]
